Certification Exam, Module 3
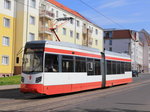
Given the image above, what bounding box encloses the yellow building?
[0,0,16,77]
[0,0,40,76]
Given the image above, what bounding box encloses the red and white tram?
[20,41,132,95]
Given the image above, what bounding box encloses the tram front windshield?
[22,47,44,74]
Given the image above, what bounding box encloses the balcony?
[82,25,87,34]
[82,34,93,46]
[88,38,93,45]
[39,26,52,35]
[82,39,88,46]
[40,9,55,19]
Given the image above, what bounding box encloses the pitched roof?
[112,30,132,39]
[140,29,150,46]
[47,0,89,22]
[104,29,136,40]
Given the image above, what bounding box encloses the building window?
[56,11,59,18]
[2,36,9,46]
[3,18,10,27]
[29,33,35,41]
[30,16,35,25]
[63,14,66,17]
[76,33,80,39]
[76,20,80,27]
[70,30,73,37]
[30,0,36,8]
[16,57,19,64]
[109,40,112,45]
[4,0,11,9]
[95,39,98,46]
[109,47,112,51]
[105,31,112,38]
[95,29,98,35]
[70,19,73,24]
[2,56,9,65]
[63,28,66,35]
[51,8,54,13]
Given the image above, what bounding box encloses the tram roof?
[26,40,130,59]
[27,40,100,53]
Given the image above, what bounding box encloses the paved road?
[0,74,150,112]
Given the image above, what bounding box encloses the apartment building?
[14,0,40,74]
[39,0,104,51]
[0,0,16,77]
[15,0,104,75]
[104,29,143,72]
[139,29,150,73]
[0,0,40,76]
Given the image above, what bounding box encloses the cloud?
[99,0,127,9]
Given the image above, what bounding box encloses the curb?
[0,84,20,90]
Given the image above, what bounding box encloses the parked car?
[132,70,138,77]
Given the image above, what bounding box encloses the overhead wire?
[78,0,125,29]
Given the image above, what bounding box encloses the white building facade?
[139,30,150,73]
[39,0,104,52]
[104,29,144,72]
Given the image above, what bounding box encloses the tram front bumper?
[20,84,44,94]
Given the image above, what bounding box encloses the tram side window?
[125,62,131,71]
[116,61,121,74]
[127,62,131,71]
[121,62,125,73]
[95,59,101,75]
[107,61,112,74]
[87,59,94,75]
[62,56,74,72]
[124,62,128,72]
[75,57,86,72]
[45,54,58,72]
[112,61,117,74]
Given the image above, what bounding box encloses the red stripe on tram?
[45,48,101,58]
[45,48,131,62]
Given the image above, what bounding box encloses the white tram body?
[21,41,132,95]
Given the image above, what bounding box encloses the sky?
[56,0,150,32]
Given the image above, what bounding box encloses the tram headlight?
[36,76,42,83]
[21,77,24,83]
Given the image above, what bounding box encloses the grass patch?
[0,75,21,86]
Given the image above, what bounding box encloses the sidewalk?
[0,84,20,90]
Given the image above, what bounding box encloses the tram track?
[0,78,150,112]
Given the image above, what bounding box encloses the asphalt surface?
[0,74,150,112]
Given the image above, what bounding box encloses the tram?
[20,41,132,95]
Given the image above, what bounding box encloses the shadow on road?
[59,108,150,112]
[0,86,108,100]
[0,88,40,100]
[0,83,129,100]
